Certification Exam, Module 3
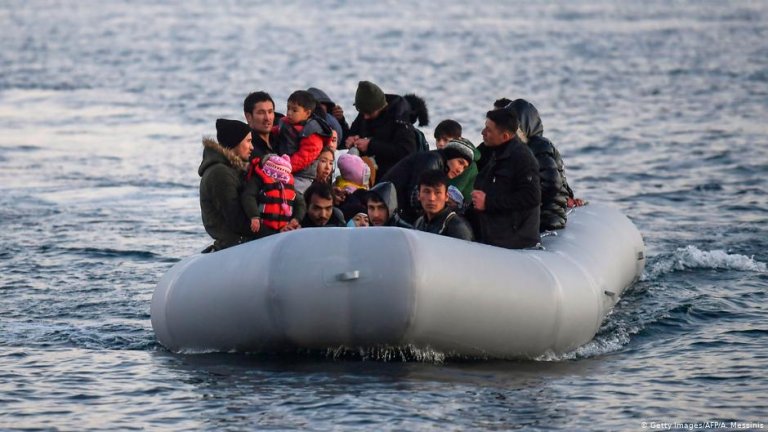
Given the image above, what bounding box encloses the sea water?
[1,1,766,430]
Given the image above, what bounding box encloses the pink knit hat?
[262,154,292,184]
[337,153,371,187]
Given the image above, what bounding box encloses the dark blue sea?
[1,1,767,430]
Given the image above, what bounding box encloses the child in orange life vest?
[241,154,305,236]
[272,90,332,194]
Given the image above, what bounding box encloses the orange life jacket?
[251,162,296,231]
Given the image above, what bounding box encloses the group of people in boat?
[198,81,583,253]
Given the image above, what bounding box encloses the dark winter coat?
[367,181,413,229]
[469,137,541,249]
[250,132,277,161]
[414,207,474,242]
[508,99,572,231]
[198,138,256,250]
[380,150,449,224]
[348,94,417,179]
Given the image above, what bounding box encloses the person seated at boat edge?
[243,91,280,160]
[241,154,304,237]
[413,169,474,242]
[380,137,474,224]
[301,182,346,228]
[469,109,541,249]
[345,81,417,179]
[365,181,413,228]
[505,98,576,232]
[433,119,481,204]
[199,119,257,252]
[475,98,513,172]
[273,90,333,194]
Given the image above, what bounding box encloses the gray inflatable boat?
[151,203,644,359]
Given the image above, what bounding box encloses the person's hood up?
[507,99,543,138]
[198,137,248,177]
[368,181,399,214]
[307,87,334,107]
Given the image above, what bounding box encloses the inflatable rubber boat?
[151,203,644,359]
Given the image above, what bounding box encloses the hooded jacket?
[414,207,474,242]
[469,137,541,249]
[380,150,449,224]
[349,94,417,179]
[307,87,347,144]
[198,137,255,250]
[508,99,572,231]
[367,181,413,229]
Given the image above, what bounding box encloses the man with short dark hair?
[469,109,541,249]
[302,182,346,227]
[413,170,474,241]
[243,91,277,160]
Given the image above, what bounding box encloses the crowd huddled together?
[199,81,583,253]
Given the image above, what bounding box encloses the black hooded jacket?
[380,150,448,224]
[367,181,413,228]
[508,99,573,231]
[414,207,474,242]
[349,94,417,179]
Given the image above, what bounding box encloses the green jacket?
[198,138,255,250]
[447,145,480,200]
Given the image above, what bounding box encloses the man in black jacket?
[345,81,417,179]
[413,170,474,242]
[469,109,541,249]
[243,91,278,160]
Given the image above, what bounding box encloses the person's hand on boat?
[567,197,586,208]
[250,217,261,233]
[280,219,301,232]
[471,190,486,211]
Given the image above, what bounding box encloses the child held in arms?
[273,90,333,193]
[241,154,305,237]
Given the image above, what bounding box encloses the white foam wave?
[641,245,767,281]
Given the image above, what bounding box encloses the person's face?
[308,194,334,226]
[435,135,453,150]
[418,184,448,218]
[446,158,469,179]
[367,200,389,226]
[234,132,253,161]
[361,106,384,121]
[245,101,275,134]
[316,150,334,181]
[286,102,312,124]
[328,130,338,151]
[481,119,510,147]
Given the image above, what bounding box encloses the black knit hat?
[354,81,387,114]
[216,118,251,149]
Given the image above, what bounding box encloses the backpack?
[413,127,430,152]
